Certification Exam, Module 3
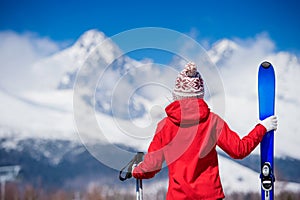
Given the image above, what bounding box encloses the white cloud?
[0,31,65,92]
[209,33,300,158]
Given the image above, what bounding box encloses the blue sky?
[1,0,300,53]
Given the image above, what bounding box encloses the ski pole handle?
[136,152,144,163]
[119,152,144,181]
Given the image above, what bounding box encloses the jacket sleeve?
[217,120,267,159]
[132,120,166,179]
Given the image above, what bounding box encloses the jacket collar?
[165,98,210,126]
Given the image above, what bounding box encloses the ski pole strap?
[119,152,144,182]
[119,159,134,181]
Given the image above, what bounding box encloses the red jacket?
[133,98,266,200]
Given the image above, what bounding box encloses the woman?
[132,62,277,200]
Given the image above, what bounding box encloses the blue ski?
[258,61,276,200]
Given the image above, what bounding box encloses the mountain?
[0,29,300,195]
[0,137,299,194]
[0,138,128,193]
[0,137,169,191]
[207,39,238,65]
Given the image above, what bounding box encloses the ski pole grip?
[119,152,144,182]
[135,152,144,163]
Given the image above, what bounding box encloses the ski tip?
[261,61,272,69]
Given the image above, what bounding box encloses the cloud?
[209,33,300,158]
[0,31,64,92]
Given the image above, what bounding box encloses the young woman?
[132,62,277,200]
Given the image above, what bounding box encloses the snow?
[218,155,260,193]
[143,154,300,195]
[0,89,76,141]
[218,155,300,194]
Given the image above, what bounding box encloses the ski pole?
[136,178,143,200]
[119,152,144,200]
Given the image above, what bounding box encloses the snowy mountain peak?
[48,29,123,90]
[73,29,106,51]
[208,39,238,64]
[214,39,238,52]
[28,30,110,90]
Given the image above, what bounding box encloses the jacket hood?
[165,98,210,126]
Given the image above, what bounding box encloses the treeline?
[1,182,299,200]
[227,191,300,200]
[2,182,136,200]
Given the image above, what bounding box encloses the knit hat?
[172,62,204,100]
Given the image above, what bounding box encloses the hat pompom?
[185,62,197,77]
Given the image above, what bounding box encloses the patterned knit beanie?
[172,62,204,100]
